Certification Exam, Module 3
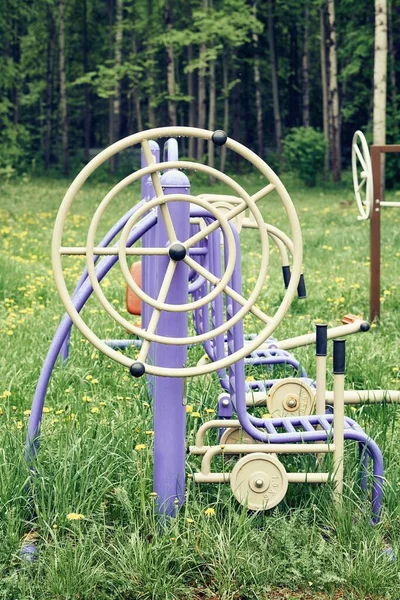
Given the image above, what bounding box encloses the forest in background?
[0,0,399,181]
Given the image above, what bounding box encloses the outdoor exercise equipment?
[352,130,400,320]
[26,127,388,555]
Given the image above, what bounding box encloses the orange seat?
[126,261,142,315]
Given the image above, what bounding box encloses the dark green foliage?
[0,0,399,180]
[283,127,326,186]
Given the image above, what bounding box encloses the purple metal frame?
[26,135,384,531]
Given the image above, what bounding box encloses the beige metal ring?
[352,130,372,221]
[52,126,303,377]
[83,160,269,345]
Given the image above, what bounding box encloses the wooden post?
[370,146,381,322]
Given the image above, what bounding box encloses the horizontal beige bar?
[193,472,330,484]
[276,320,365,351]
[326,389,400,404]
[60,246,168,256]
[379,201,400,208]
[190,443,335,456]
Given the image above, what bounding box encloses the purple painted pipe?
[152,167,190,516]
[25,212,157,461]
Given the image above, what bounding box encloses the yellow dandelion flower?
[204,507,215,517]
[85,375,93,381]
[43,407,52,413]
[191,412,200,418]
[91,379,99,384]
[149,492,158,497]
[135,443,146,451]
[186,405,193,413]
[2,391,11,398]
[205,408,214,414]
[90,406,100,414]
[23,409,31,416]
[66,512,85,521]
[82,395,92,402]
[262,413,271,419]
[186,518,194,524]
[145,430,154,435]
[16,421,23,429]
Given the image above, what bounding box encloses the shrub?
[283,127,326,186]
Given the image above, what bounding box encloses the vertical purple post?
[152,168,190,516]
[141,141,160,332]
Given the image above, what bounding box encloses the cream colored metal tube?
[245,391,268,407]
[276,320,365,351]
[199,444,335,476]
[315,355,326,415]
[379,201,400,207]
[193,472,330,484]
[194,419,241,447]
[333,373,345,501]
[326,389,400,404]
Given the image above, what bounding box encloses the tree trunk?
[220,53,229,172]
[267,0,282,159]
[197,0,208,161]
[45,4,55,169]
[320,5,329,177]
[188,45,195,158]
[327,0,341,182]
[131,34,143,132]
[110,0,123,174]
[253,1,263,157]
[302,5,310,127]
[374,0,387,146]
[207,58,216,183]
[59,0,69,176]
[165,0,176,126]
[83,0,91,161]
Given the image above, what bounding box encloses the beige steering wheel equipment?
[352,130,373,221]
[52,127,303,379]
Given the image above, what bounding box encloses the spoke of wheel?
[137,259,177,362]
[251,183,275,204]
[184,255,271,325]
[357,177,367,192]
[353,144,368,172]
[141,140,177,243]
[60,246,169,256]
[184,185,274,250]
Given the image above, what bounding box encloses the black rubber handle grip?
[297,273,306,299]
[282,265,291,289]
[315,323,328,356]
[333,339,346,374]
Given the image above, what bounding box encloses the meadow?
[1,170,400,600]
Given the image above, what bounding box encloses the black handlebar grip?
[333,339,346,375]
[315,323,328,356]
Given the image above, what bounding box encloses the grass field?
[1,169,400,600]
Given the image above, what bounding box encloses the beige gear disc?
[267,378,315,417]
[230,452,288,511]
[220,427,256,445]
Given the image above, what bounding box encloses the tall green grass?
[0,173,400,599]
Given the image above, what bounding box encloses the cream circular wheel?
[230,452,288,511]
[220,427,256,445]
[267,378,315,417]
[352,130,373,220]
[52,127,303,378]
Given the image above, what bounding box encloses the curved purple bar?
[25,212,157,462]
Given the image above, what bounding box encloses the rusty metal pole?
[370,146,381,322]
